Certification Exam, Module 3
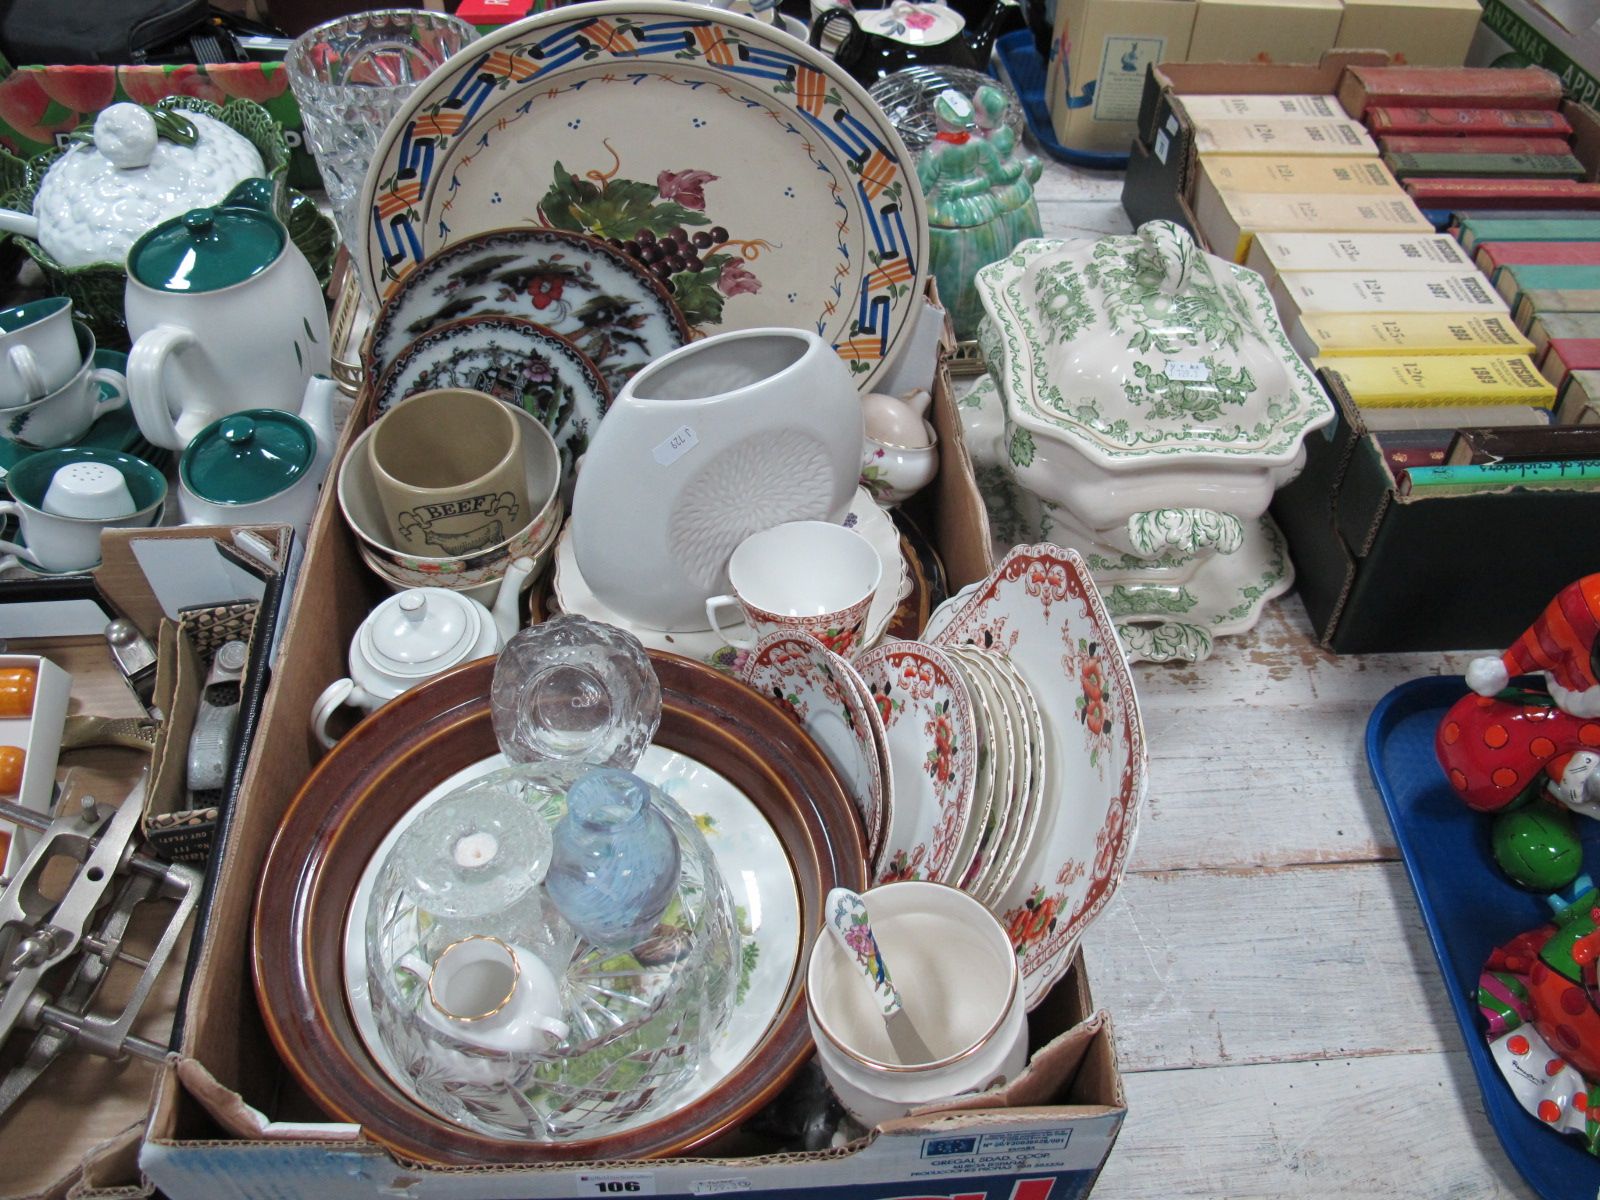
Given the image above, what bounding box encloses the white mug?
[400,936,569,1054]
[806,881,1028,1126]
[706,520,881,656]
[0,297,80,405]
[0,326,127,451]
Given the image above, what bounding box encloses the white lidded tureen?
[964,221,1334,663]
[0,103,264,269]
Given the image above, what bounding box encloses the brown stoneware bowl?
[252,651,866,1164]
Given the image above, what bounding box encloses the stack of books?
[1339,64,1600,214]
[1454,212,1600,426]
[1183,91,1433,264]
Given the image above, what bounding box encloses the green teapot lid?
[127,200,284,294]
[181,410,313,503]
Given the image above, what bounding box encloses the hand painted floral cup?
[0,324,127,450]
[0,297,81,406]
[0,448,166,574]
[705,520,881,656]
[806,880,1026,1126]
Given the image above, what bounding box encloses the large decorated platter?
[357,1,928,390]
[928,544,1148,1009]
[344,743,801,1140]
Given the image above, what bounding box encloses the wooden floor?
[1026,164,1538,1197]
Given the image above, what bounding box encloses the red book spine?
[1367,108,1575,136]
[1378,135,1573,156]
[1404,179,1600,211]
[1547,339,1600,380]
[1345,66,1565,112]
[1478,242,1600,272]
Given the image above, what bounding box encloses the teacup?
[0,448,166,574]
[0,324,128,451]
[368,389,529,558]
[706,520,881,656]
[806,880,1027,1126]
[0,297,80,406]
[400,935,570,1054]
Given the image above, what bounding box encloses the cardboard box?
[1187,0,1343,66]
[1272,369,1600,652]
[1048,0,1198,154]
[0,540,289,1200]
[134,327,1128,1199]
[1470,0,1600,110]
[1334,0,1484,67]
[0,63,318,192]
[1130,51,1392,212]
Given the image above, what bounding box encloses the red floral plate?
[926,544,1148,1010]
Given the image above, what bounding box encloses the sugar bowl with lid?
[310,561,533,748]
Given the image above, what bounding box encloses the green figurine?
[916,85,1043,341]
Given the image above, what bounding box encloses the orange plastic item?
[0,746,23,796]
[0,668,38,718]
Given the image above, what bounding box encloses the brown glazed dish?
[253,651,866,1164]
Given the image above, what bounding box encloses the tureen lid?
[360,590,489,679]
[975,221,1334,469]
[859,1,966,45]
[127,194,283,293]
[32,104,267,270]
[181,410,314,504]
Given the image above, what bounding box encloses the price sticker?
[576,1173,656,1195]
[652,424,699,466]
[1163,359,1210,382]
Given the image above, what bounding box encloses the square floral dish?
[928,543,1148,1009]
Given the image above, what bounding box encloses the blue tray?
[991,30,1129,171]
[1367,677,1600,1200]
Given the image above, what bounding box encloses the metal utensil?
[824,886,934,1065]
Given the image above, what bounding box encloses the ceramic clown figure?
[1466,574,1600,718]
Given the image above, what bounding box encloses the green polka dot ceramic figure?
[917,85,1042,341]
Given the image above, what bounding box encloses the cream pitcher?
[125,178,331,451]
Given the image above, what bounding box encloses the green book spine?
[1500,265,1600,311]
[1400,459,1600,494]
[1458,216,1600,252]
[1387,152,1587,181]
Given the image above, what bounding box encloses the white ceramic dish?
[363,228,688,399]
[741,632,883,854]
[927,543,1147,1009]
[856,639,977,886]
[356,1,928,391]
[343,743,800,1136]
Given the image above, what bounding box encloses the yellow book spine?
[1294,313,1534,357]
[1201,154,1399,194]
[1313,355,1557,408]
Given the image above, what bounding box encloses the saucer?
[0,351,144,492]
[856,639,978,886]
[741,632,884,855]
[551,489,911,665]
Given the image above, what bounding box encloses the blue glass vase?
[546,767,681,948]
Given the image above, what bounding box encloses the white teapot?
[125,178,330,451]
[310,559,533,749]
